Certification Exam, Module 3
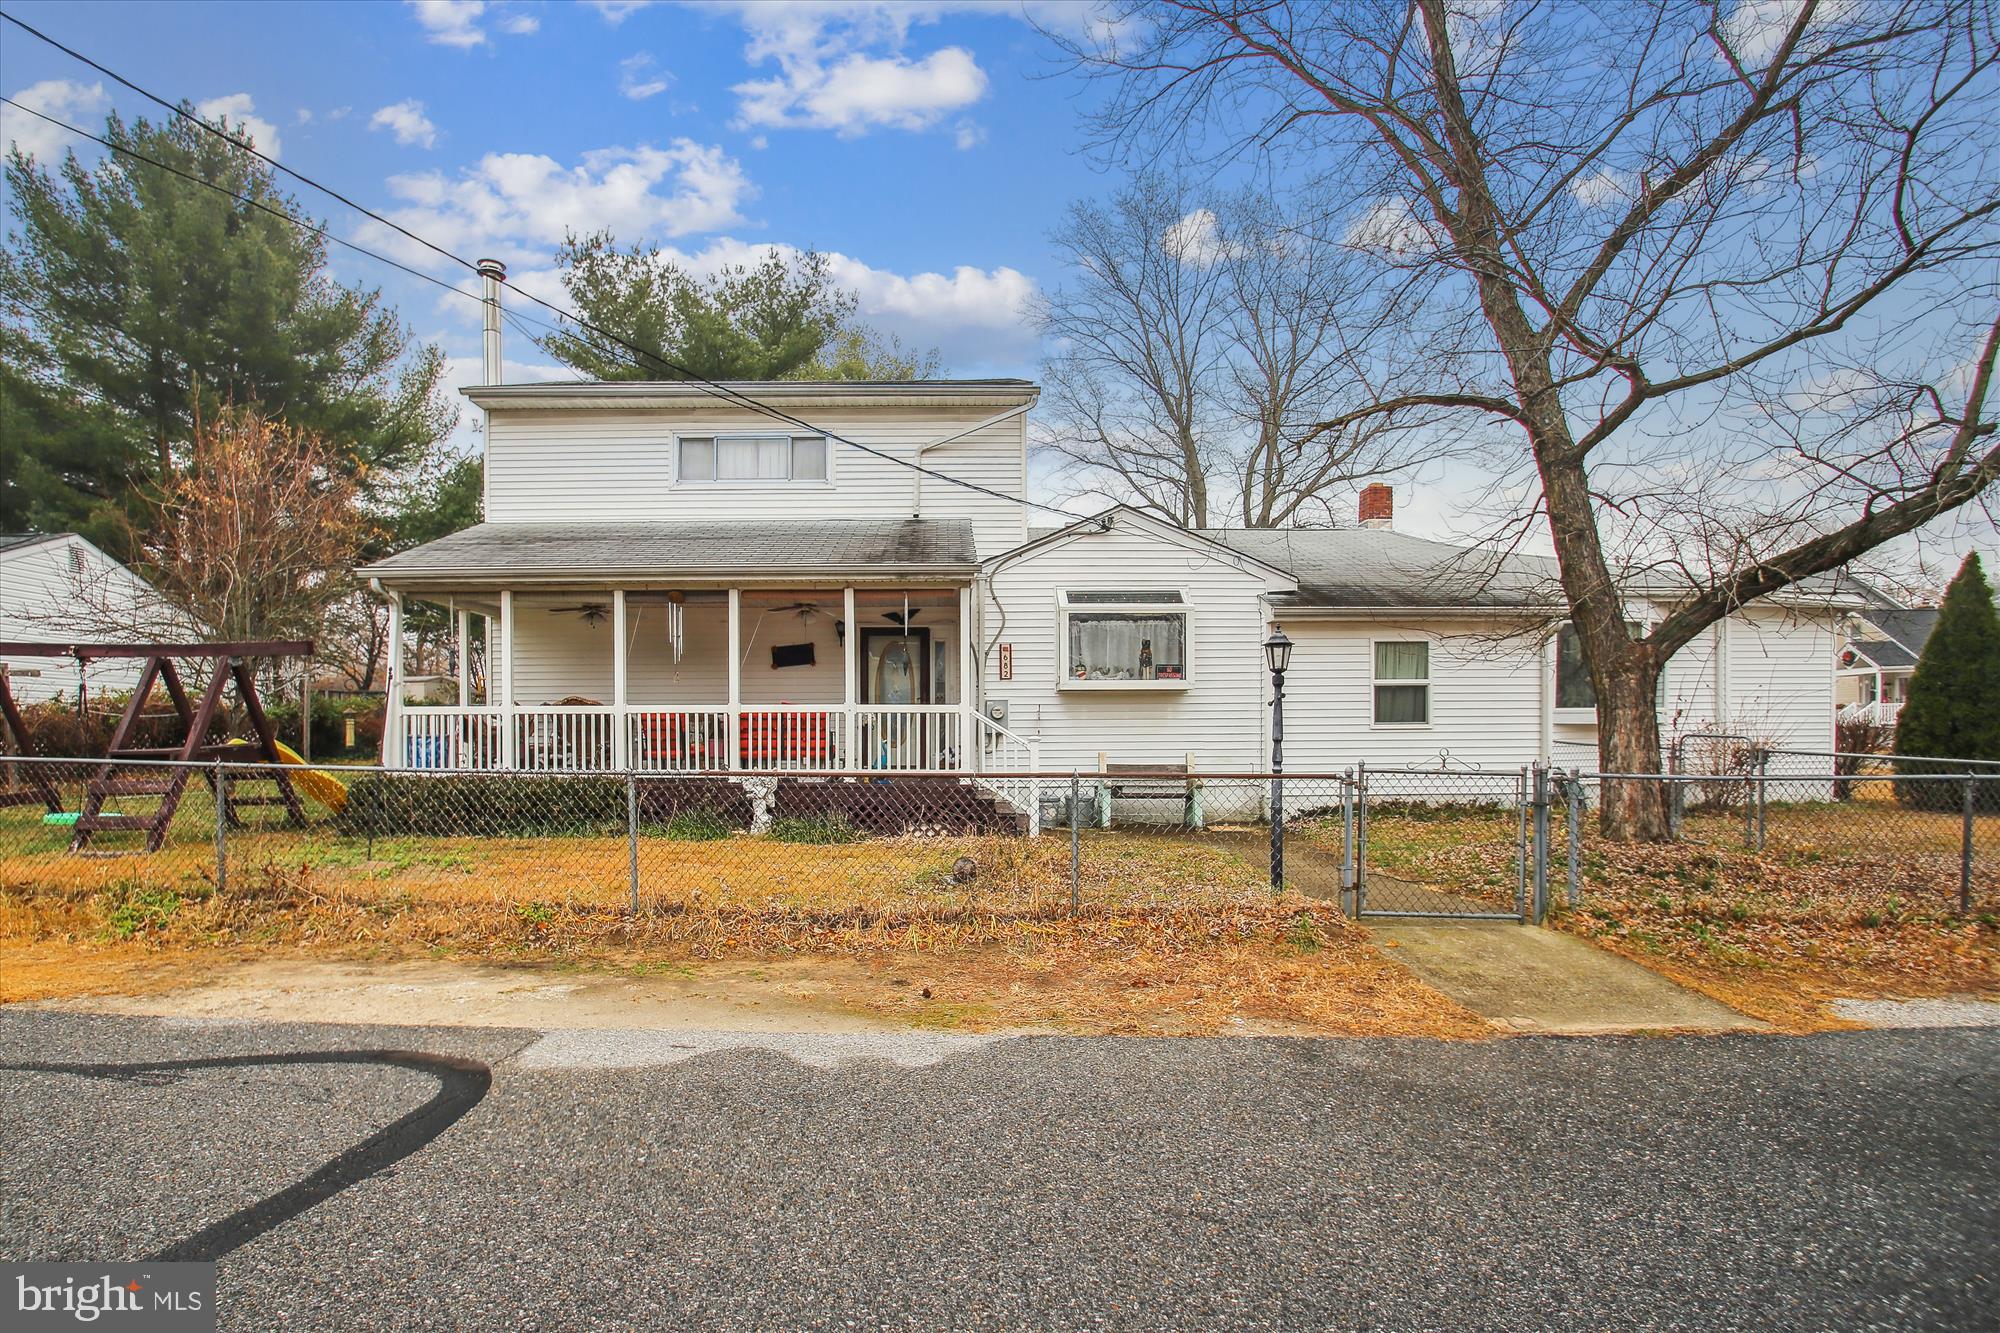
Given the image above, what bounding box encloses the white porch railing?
[971,711,1041,834]
[397,704,1005,774]
[1838,699,1902,728]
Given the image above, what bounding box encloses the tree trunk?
[1594,658,1672,841]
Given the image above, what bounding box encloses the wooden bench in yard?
[1095,754,1204,830]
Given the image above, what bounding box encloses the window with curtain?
[678,434,827,482]
[1059,591,1188,686]
[1373,640,1429,725]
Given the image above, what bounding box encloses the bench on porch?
[1095,754,1204,830]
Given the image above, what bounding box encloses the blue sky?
[1,1,1115,395]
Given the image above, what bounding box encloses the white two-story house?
[363,283,1848,825]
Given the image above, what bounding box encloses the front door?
[859,627,935,767]
[860,627,931,704]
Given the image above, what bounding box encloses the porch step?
[772,777,1026,836]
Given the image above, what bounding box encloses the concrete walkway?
[1370,920,1764,1035]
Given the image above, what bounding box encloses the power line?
[0,8,1078,520]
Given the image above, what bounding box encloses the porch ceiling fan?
[547,602,612,626]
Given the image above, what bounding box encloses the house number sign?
[999,644,1013,680]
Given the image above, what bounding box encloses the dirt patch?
[9,942,1493,1039]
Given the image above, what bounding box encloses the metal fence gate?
[1349,764,1546,923]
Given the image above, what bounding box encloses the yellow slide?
[223,739,349,812]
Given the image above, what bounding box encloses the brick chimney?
[1358,483,1394,529]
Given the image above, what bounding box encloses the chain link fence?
[2,755,1991,941]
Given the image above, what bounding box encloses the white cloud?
[646,237,1039,366]
[328,106,354,122]
[1343,197,1442,257]
[1162,208,1236,266]
[586,1,657,22]
[408,0,488,48]
[1569,167,1633,209]
[371,99,440,149]
[724,4,988,136]
[195,93,282,158]
[295,107,315,126]
[1,79,108,162]
[365,141,754,260]
[500,12,540,34]
[952,119,986,151]
[1718,0,1862,66]
[620,54,672,101]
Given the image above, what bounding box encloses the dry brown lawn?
[0,808,1489,1037]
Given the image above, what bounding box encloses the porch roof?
[365,519,979,588]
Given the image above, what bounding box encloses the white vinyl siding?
[484,406,1030,559]
[981,521,1288,771]
[1282,621,1545,770]
[0,536,164,702]
[1552,605,1839,756]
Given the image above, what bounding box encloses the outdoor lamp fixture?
[1264,624,1293,892]
[1263,624,1294,676]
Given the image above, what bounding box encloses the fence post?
[1341,767,1356,903]
[1531,763,1550,924]
[1743,769,1756,849]
[1069,770,1081,919]
[1355,760,1368,915]
[1963,775,1977,917]
[626,771,640,915]
[1566,770,1582,909]
[213,757,227,895]
[1755,748,1768,852]
[1514,767,1528,921]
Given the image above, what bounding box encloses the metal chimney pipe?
[477,258,506,385]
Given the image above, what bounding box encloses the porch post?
[499,589,517,769]
[611,589,629,769]
[958,582,976,772]
[727,588,742,771]
[385,591,404,767]
[455,606,470,705]
[843,586,858,770]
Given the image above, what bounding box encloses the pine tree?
[1893,553,2000,808]
[1,110,453,555]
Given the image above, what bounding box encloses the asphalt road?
[2,1010,1993,1332]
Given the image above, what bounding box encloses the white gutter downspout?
[911,402,1032,518]
[477,258,506,515]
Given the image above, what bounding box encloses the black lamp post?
[1264,624,1293,892]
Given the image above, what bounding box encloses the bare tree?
[1058,0,2000,837]
[1040,175,1452,526]
[132,405,371,657]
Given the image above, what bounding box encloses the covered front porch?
[382,584,1028,775]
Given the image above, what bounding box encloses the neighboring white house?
[1835,588,1942,730]
[0,532,166,703]
[362,371,1852,823]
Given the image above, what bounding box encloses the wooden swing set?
[0,641,311,852]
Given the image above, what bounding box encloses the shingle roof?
[1197,527,1562,610]
[1858,606,1940,657]
[365,520,980,584]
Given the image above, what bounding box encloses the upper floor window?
[678,434,827,483]
[1059,590,1189,688]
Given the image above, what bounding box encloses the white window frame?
[673,431,833,487]
[1370,637,1432,728]
[1055,589,1193,691]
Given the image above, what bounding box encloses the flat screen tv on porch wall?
[771,643,816,669]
